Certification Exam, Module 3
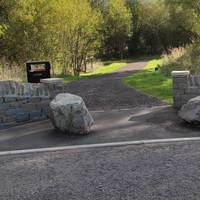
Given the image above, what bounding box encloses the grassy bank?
[62,61,127,83]
[123,59,173,104]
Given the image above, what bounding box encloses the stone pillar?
[172,71,190,109]
[40,78,65,99]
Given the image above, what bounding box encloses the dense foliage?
[0,0,199,76]
[162,0,200,74]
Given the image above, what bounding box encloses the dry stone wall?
[172,71,200,109]
[0,81,66,129]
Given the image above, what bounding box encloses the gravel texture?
[65,61,166,110]
[1,141,200,199]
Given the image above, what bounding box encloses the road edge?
[1,137,200,156]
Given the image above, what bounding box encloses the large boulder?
[178,96,200,123]
[50,93,94,134]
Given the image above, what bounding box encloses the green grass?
[62,61,127,83]
[123,59,173,104]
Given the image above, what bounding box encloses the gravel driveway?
[0,60,199,152]
[66,61,166,110]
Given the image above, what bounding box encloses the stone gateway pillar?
[172,71,200,109]
[172,71,190,109]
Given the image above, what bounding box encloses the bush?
[161,43,200,75]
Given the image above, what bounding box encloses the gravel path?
[66,61,166,110]
[1,141,200,200]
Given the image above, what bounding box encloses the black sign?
[26,61,51,83]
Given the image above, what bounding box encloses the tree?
[170,0,200,37]
[52,0,102,76]
[126,0,195,55]
[0,0,55,66]
[101,0,132,59]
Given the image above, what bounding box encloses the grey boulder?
[50,93,94,134]
[178,96,200,123]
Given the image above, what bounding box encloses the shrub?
[161,43,200,75]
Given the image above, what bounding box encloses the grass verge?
[62,61,127,83]
[123,59,173,104]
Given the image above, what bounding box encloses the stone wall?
[0,81,66,129]
[172,71,200,109]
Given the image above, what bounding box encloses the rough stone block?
[3,96,17,103]
[173,77,188,84]
[29,111,42,120]
[6,108,23,117]
[8,102,23,108]
[0,103,9,110]
[41,107,50,118]
[173,89,185,95]
[38,100,50,108]
[16,96,28,102]
[1,115,16,123]
[187,87,200,95]
[173,83,188,89]
[0,97,4,104]
[15,112,29,123]
[27,97,41,103]
[40,97,50,101]
[22,103,38,112]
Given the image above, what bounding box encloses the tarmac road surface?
[1,141,200,200]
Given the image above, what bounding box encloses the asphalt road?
[1,141,200,199]
[0,106,200,151]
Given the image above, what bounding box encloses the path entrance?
[65,61,164,110]
[0,60,199,151]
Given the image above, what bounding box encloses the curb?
[1,137,200,156]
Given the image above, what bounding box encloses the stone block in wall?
[8,102,23,109]
[40,97,50,101]
[0,97,4,104]
[1,115,16,123]
[173,83,188,89]
[186,87,200,95]
[173,89,186,95]
[21,103,36,112]
[173,77,189,85]
[54,84,64,92]
[29,111,42,120]
[173,95,182,109]
[6,108,23,117]
[15,112,29,123]
[38,100,50,108]
[189,75,200,87]
[16,96,28,102]
[3,95,17,103]
[27,97,41,103]
[0,103,9,110]
[41,107,50,118]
